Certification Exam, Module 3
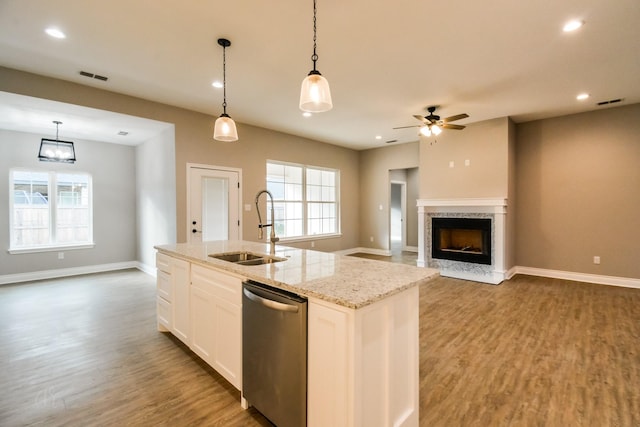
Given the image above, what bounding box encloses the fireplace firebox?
[432,217,492,265]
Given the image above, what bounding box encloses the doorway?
[390,181,406,254]
[187,164,241,243]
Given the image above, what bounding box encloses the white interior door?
[188,165,240,243]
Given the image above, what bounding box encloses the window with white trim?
[266,161,339,239]
[10,169,93,251]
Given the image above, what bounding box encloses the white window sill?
[276,233,342,244]
[8,243,96,255]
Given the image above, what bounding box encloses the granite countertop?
[155,240,439,309]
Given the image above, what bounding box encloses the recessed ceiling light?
[563,20,584,32]
[375,135,382,140]
[211,81,223,88]
[576,93,590,101]
[45,27,66,39]
[302,112,312,118]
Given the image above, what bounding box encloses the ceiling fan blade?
[413,114,428,123]
[442,124,466,130]
[393,125,421,129]
[442,113,469,123]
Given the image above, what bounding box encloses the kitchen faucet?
[255,190,279,255]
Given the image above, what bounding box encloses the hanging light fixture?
[299,0,333,113]
[38,121,76,163]
[213,38,238,142]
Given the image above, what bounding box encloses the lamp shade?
[38,138,76,163]
[213,114,238,142]
[299,72,333,113]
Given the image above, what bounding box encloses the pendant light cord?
[311,0,318,71]
[222,44,228,114]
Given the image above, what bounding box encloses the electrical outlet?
[593,256,600,265]
[449,161,455,168]
[370,236,374,242]
[311,241,315,248]
[58,252,64,260]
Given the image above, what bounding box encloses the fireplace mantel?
[417,198,508,284]
[417,198,507,213]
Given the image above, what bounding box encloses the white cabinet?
[171,258,191,345]
[156,252,243,392]
[155,253,191,344]
[155,253,172,331]
[190,264,243,390]
[308,285,420,427]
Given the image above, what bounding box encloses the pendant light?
[38,120,76,163]
[213,38,238,142]
[299,0,333,113]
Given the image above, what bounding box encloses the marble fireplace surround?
[417,198,507,284]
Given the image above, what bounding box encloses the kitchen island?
[155,241,439,427]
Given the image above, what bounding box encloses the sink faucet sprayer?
[255,190,279,255]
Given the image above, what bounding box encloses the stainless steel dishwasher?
[242,280,307,427]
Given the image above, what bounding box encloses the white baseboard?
[513,266,640,289]
[334,247,393,257]
[137,262,157,277]
[0,261,142,285]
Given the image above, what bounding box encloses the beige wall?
[179,120,360,252]
[419,117,510,199]
[515,103,640,278]
[406,167,419,247]
[359,142,419,250]
[0,67,360,256]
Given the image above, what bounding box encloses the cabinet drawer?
[157,270,172,301]
[156,252,171,274]
[191,264,242,305]
[157,296,172,329]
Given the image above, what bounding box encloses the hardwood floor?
[1,269,639,426]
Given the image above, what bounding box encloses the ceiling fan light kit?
[299,0,333,113]
[213,38,239,142]
[394,106,468,138]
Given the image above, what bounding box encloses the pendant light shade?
[300,72,332,113]
[299,0,332,113]
[213,113,238,142]
[38,121,76,163]
[213,38,238,142]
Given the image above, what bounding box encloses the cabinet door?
[171,258,191,345]
[210,295,241,389]
[190,264,243,390]
[190,285,216,363]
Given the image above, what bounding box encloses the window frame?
[9,168,95,254]
[266,160,341,242]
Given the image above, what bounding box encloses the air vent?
[118,131,129,136]
[597,98,624,106]
[79,70,109,82]
[385,139,398,144]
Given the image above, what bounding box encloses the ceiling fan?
[394,106,469,137]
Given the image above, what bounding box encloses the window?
[266,161,339,239]
[10,169,93,252]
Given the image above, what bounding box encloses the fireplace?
[432,218,491,265]
[417,198,508,284]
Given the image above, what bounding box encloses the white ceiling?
[0,0,638,150]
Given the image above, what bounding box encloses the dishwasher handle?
[243,287,299,313]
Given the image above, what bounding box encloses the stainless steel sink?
[209,251,287,266]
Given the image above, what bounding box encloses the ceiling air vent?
[597,98,624,106]
[79,70,109,82]
[385,139,398,144]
